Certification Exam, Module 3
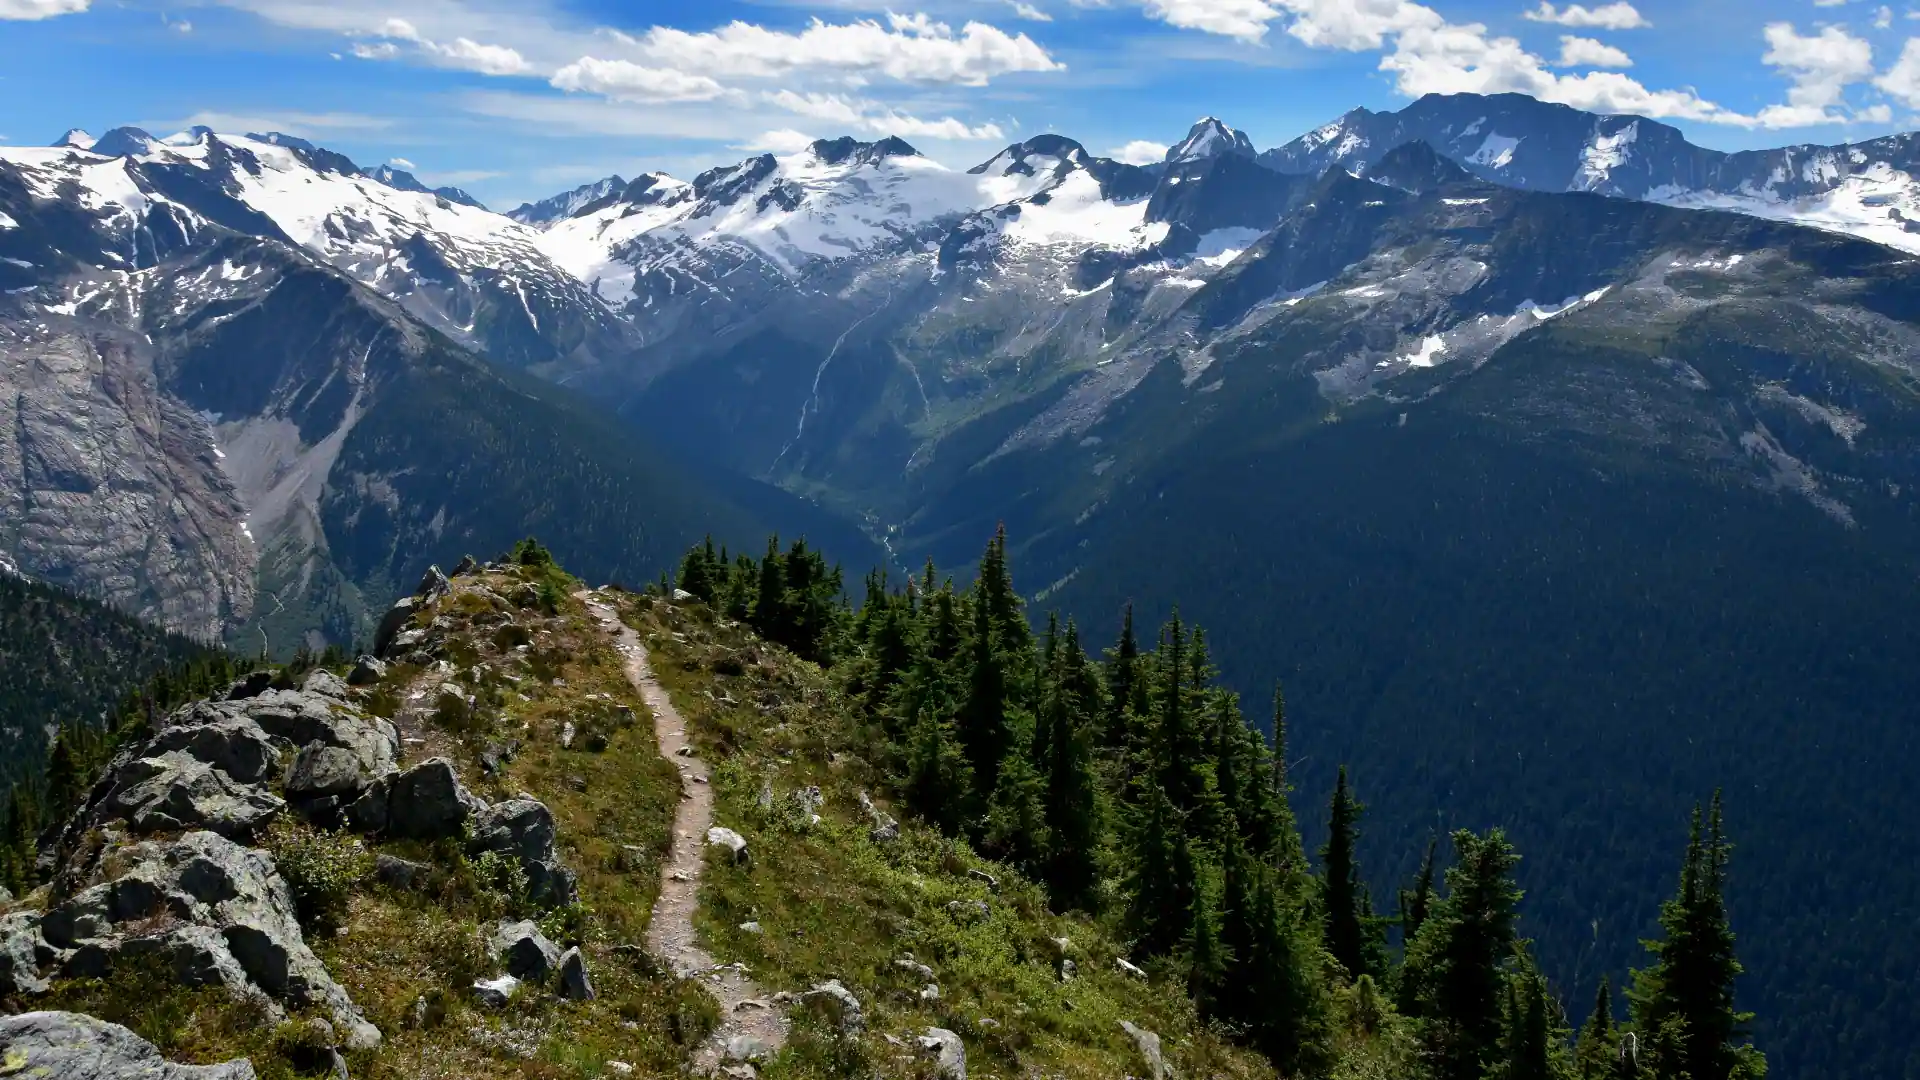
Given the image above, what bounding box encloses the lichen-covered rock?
[0,1010,257,1079]
[283,740,389,821]
[100,752,284,839]
[346,655,388,686]
[469,798,575,906]
[1119,1020,1167,1080]
[0,912,52,995]
[145,716,279,784]
[373,854,429,891]
[801,979,864,1034]
[473,973,519,1007]
[34,831,380,1050]
[917,1027,966,1079]
[858,791,899,843]
[347,757,483,839]
[489,920,561,981]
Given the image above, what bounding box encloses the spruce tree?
[1123,780,1194,959]
[1104,603,1145,753]
[1037,623,1102,911]
[45,730,81,820]
[1499,951,1563,1080]
[752,536,785,643]
[1577,978,1621,1080]
[956,590,1011,817]
[1628,796,1765,1080]
[904,699,973,837]
[1400,835,1439,945]
[984,741,1049,876]
[1321,765,1377,980]
[1186,859,1231,1021]
[1401,829,1525,1080]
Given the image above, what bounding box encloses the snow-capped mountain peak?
[87,126,165,158]
[507,175,627,225]
[1167,117,1255,163]
[4,124,622,364]
[52,129,95,150]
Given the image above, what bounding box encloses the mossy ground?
[621,592,1277,1080]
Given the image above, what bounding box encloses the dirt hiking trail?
[580,592,788,1075]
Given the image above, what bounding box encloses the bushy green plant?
[470,849,532,919]
[263,819,373,932]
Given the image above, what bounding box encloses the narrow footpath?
[580,591,788,1074]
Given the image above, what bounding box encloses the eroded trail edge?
[580,592,788,1073]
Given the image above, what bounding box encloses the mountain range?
[7,91,1920,1080]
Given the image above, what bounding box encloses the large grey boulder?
[557,946,594,1001]
[100,752,284,839]
[417,564,451,600]
[284,741,389,819]
[489,919,561,980]
[801,979,864,1034]
[35,831,380,1050]
[346,655,388,687]
[705,826,748,864]
[917,1027,966,1079]
[347,757,483,839]
[0,912,52,995]
[469,798,576,906]
[300,669,352,700]
[0,1011,256,1079]
[238,690,399,773]
[1119,1020,1167,1080]
[145,716,279,785]
[373,596,420,658]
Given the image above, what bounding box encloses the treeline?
[677,528,1767,1080]
[0,572,233,886]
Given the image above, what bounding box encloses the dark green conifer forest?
[674,528,1769,1080]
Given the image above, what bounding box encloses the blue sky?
[4,0,1919,208]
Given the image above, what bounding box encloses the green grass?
[624,593,1276,1080]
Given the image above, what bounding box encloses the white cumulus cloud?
[425,37,531,76]
[1756,22,1875,127]
[552,58,728,102]
[1141,0,1286,43]
[1554,35,1632,68]
[764,90,1004,141]
[630,14,1062,86]
[1110,139,1170,165]
[1522,2,1649,30]
[0,0,87,19]
[0,0,88,17]
[1874,37,1920,107]
[738,129,820,154]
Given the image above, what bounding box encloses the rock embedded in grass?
[557,947,594,1001]
[706,826,749,864]
[0,1010,257,1079]
[473,974,520,1007]
[489,920,561,981]
[917,1027,967,1079]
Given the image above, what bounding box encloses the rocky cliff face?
[0,322,252,640]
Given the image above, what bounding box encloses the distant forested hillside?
[0,573,216,797]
